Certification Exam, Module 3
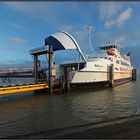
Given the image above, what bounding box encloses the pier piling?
[33,55,39,83]
[48,45,53,94]
[66,68,70,93]
[132,69,137,81]
[64,67,70,93]
[109,64,114,88]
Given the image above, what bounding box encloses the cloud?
[98,31,127,46]
[7,36,28,45]
[117,36,126,43]
[99,2,123,20]
[105,8,132,28]
[0,59,33,68]
[4,2,72,27]
[105,20,115,28]
[0,45,19,51]
[0,45,9,51]
[58,25,74,32]
[116,7,132,26]
[4,2,57,24]
[5,22,29,32]
[4,2,98,28]
[4,2,42,14]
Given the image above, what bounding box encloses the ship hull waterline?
[70,71,132,89]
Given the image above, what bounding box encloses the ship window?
[116,60,119,64]
[104,57,108,59]
[121,60,129,66]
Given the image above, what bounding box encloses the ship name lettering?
[95,64,103,67]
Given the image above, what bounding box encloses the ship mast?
[86,25,94,54]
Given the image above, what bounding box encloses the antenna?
[114,40,117,45]
[86,24,94,54]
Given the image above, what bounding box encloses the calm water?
[0,76,140,138]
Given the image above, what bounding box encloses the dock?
[0,83,48,95]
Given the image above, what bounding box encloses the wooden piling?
[109,64,114,88]
[48,45,53,94]
[132,69,137,81]
[65,67,70,93]
[67,68,70,93]
[33,55,38,83]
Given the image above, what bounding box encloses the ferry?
[70,44,133,87]
[43,30,134,88]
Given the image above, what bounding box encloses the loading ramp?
[0,83,48,95]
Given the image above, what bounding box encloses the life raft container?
[107,50,116,56]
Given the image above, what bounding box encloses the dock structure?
[29,45,54,94]
[0,67,33,75]
[0,31,83,95]
[0,67,33,82]
[0,83,48,95]
[28,31,87,94]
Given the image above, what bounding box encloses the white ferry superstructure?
[70,44,133,87]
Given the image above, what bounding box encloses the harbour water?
[0,75,140,138]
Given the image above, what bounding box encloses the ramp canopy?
[45,31,86,62]
[45,31,79,51]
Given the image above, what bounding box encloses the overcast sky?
[0,2,139,71]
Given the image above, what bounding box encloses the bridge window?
[116,60,120,64]
[121,60,129,66]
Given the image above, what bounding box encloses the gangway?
[0,83,48,95]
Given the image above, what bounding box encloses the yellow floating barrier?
[0,83,48,95]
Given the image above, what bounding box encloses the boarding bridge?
[29,31,86,94]
[0,31,86,95]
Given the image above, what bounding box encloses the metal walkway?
[0,83,48,95]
